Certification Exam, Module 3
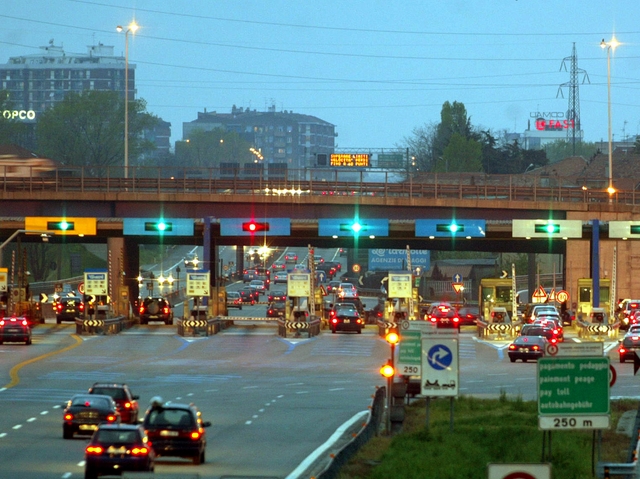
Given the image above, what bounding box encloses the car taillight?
[453,317,460,323]
[331,318,338,324]
[139,306,145,314]
[124,402,132,409]
[532,345,540,351]
[620,347,627,354]
[107,414,117,422]
[64,413,74,421]
[86,446,103,455]
[163,307,170,314]
[190,431,201,440]
[56,304,63,312]
[21,319,28,326]
[131,446,149,455]
[508,344,516,350]
[550,338,557,344]
[79,303,85,311]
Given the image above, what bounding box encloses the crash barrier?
[75,316,132,335]
[277,317,321,338]
[476,320,518,339]
[377,320,398,338]
[576,320,619,340]
[297,386,385,479]
[177,317,223,337]
[597,433,640,477]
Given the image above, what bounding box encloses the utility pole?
[558,43,590,155]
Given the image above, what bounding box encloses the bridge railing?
[3,166,639,206]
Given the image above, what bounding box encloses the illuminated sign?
[329,153,370,167]
[535,119,575,131]
[2,110,36,121]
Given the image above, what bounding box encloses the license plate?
[79,424,98,431]
[107,446,127,454]
[344,319,350,323]
[441,319,449,322]
[160,430,179,437]
[523,348,529,353]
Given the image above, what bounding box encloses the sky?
[1,0,639,150]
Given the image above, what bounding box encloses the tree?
[402,122,437,172]
[543,139,598,163]
[175,128,254,169]
[436,133,483,172]
[35,91,158,173]
[433,101,474,161]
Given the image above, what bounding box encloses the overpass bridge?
[1,166,639,309]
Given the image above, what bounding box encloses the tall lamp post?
[116,21,139,179]
[601,36,620,202]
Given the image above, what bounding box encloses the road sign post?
[421,336,459,397]
[537,357,610,430]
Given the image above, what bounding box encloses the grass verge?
[338,394,637,479]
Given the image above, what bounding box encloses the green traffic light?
[352,222,362,233]
[534,224,560,234]
[47,220,75,231]
[144,221,173,233]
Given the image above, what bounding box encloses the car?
[628,324,640,335]
[138,297,173,325]
[266,300,287,318]
[507,335,548,362]
[273,271,288,284]
[268,290,287,302]
[84,423,155,479]
[142,397,211,465]
[619,332,640,363]
[55,296,85,323]
[326,280,341,294]
[88,383,140,424]
[330,308,364,334]
[271,261,286,271]
[456,305,479,326]
[249,279,267,296]
[0,316,32,345]
[427,303,460,329]
[63,394,120,439]
[333,297,365,316]
[242,268,258,283]
[533,316,564,342]
[226,291,243,310]
[284,252,298,262]
[293,263,308,272]
[339,282,357,294]
[519,324,559,344]
[524,304,559,323]
[620,300,640,330]
[365,299,386,323]
[339,247,347,256]
[184,252,200,269]
[238,288,256,304]
[313,255,324,265]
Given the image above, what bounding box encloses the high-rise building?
[182,104,336,169]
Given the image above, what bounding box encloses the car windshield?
[147,408,194,428]
[91,387,126,400]
[71,396,111,408]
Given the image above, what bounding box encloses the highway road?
[0,319,635,479]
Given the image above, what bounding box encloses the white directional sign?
[421,336,459,397]
[84,270,108,295]
[388,273,412,298]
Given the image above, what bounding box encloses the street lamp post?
[601,36,620,202]
[116,21,139,179]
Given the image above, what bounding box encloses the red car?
[427,303,460,329]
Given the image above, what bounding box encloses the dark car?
[88,383,140,424]
[427,303,460,329]
[507,335,548,362]
[138,297,173,325]
[55,296,85,324]
[63,394,120,439]
[84,423,155,479]
[238,288,256,304]
[365,300,385,324]
[226,291,243,310]
[326,280,341,294]
[142,397,211,465]
[0,316,32,345]
[619,332,640,363]
[330,308,364,334]
[533,317,564,342]
[266,300,287,318]
[520,324,559,344]
[268,290,287,302]
[456,306,479,326]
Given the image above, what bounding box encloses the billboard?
[368,249,430,271]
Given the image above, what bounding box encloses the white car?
[249,280,266,296]
[273,272,288,284]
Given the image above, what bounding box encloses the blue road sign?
[123,218,194,236]
[318,218,389,237]
[427,344,453,370]
[220,218,291,236]
[452,273,463,283]
[415,219,486,238]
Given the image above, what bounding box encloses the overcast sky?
[2,0,638,150]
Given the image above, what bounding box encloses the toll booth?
[479,278,514,321]
[576,278,611,320]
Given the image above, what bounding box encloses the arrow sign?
[500,270,509,278]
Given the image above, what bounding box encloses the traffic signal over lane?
[220,218,290,236]
[144,221,173,233]
[242,221,270,233]
[26,217,97,236]
[512,219,582,239]
[319,218,389,238]
[47,220,75,232]
[415,219,485,238]
[123,218,193,236]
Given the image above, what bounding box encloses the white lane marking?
[329,388,345,391]
[40,411,49,415]
[0,433,7,438]
[12,424,22,430]
[27,417,36,422]
[243,385,259,389]
[245,420,252,425]
[296,391,310,395]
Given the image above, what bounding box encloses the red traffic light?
[242,221,270,233]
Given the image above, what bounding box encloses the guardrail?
[4,166,640,206]
[277,317,321,338]
[75,316,132,335]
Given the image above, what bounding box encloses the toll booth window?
[495,286,512,303]
[481,287,494,301]
[600,287,610,303]
[579,287,591,303]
